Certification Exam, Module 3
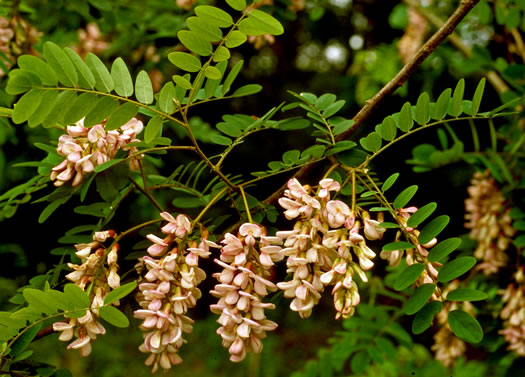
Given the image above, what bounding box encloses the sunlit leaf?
[111,58,134,97]
[225,31,247,48]
[238,9,284,36]
[135,70,154,104]
[104,282,137,305]
[449,79,464,117]
[99,306,129,328]
[168,52,202,73]
[178,30,213,56]
[194,5,233,28]
[145,116,163,144]
[471,78,486,116]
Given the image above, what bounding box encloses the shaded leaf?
[449,79,465,117]
[471,78,486,116]
[10,322,42,357]
[406,202,437,228]
[27,90,59,128]
[393,185,418,209]
[398,102,413,131]
[222,60,243,95]
[332,119,354,135]
[359,132,382,152]
[382,241,415,251]
[403,283,435,315]
[414,92,430,125]
[322,99,345,117]
[418,215,449,245]
[394,263,425,291]
[412,301,443,334]
[62,92,99,125]
[446,288,487,302]
[428,237,462,262]
[448,310,483,343]
[438,256,477,282]
[433,88,451,120]
[378,116,397,140]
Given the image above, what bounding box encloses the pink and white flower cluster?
[277,178,382,319]
[50,117,144,187]
[53,230,120,357]
[499,267,525,356]
[134,212,217,373]
[210,223,283,362]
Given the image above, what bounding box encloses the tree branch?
[262,0,481,207]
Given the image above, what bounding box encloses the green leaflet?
[381,172,399,191]
[403,283,436,315]
[225,30,247,48]
[6,69,41,95]
[414,92,430,125]
[168,52,202,73]
[394,263,425,291]
[84,96,119,127]
[213,46,231,62]
[238,9,284,36]
[43,91,76,128]
[406,202,437,228]
[448,310,483,344]
[412,301,442,334]
[226,0,246,11]
[232,84,262,97]
[377,116,397,141]
[85,53,114,93]
[158,82,177,113]
[178,30,213,56]
[145,116,163,144]
[12,89,44,124]
[204,66,222,80]
[382,241,415,251]
[17,55,58,86]
[438,256,477,282]
[186,16,223,42]
[27,90,59,128]
[393,185,418,210]
[135,70,154,104]
[63,47,96,90]
[62,92,100,125]
[43,41,78,87]
[449,79,465,117]
[398,102,413,132]
[64,283,90,309]
[194,5,233,28]
[105,102,139,131]
[360,131,382,152]
[433,88,451,120]
[173,75,193,90]
[104,282,137,305]
[99,306,129,328]
[222,60,244,95]
[417,215,449,245]
[23,288,58,315]
[111,57,134,97]
[471,78,486,116]
[446,288,488,302]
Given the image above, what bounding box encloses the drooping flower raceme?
[50,117,144,187]
[134,212,217,373]
[499,268,525,356]
[210,223,283,362]
[53,230,120,357]
[277,178,381,319]
[465,171,516,275]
